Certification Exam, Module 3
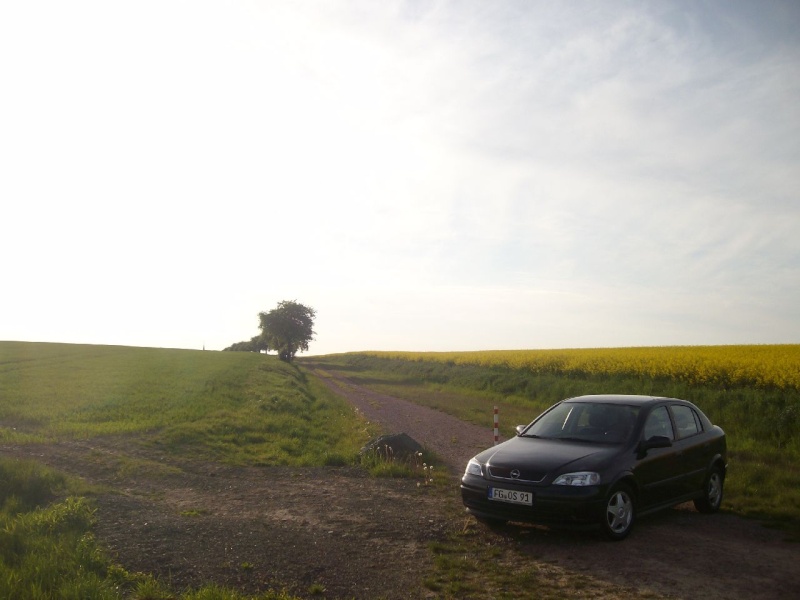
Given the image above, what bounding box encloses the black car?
[461,395,727,540]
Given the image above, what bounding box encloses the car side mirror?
[639,435,672,454]
[515,425,526,435]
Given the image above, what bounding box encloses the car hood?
[475,436,618,482]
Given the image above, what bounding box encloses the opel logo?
[511,469,521,479]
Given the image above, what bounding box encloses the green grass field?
[0,341,380,600]
[0,341,373,465]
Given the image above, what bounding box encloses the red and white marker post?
[493,406,499,445]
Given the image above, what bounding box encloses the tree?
[258,300,316,362]
[223,335,269,353]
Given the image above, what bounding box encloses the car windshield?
[523,402,640,444]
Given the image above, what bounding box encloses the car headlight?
[553,471,600,486]
[465,458,484,477]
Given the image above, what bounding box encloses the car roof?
[563,394,686,406]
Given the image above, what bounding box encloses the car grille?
[488,465,546,483]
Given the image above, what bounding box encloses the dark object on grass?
[360,433,423,460]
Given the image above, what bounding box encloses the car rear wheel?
[694,466,724,513]
[602,483,635,541]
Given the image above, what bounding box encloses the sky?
[1,1,799,356]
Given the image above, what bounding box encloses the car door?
[668,403,710,496]
[633,405,684,509]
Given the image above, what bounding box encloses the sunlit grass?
[0,342,382,597]
[0,342,376,466]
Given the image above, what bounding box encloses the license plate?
[488,487,533,505]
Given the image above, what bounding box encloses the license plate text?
[488,487,533,505]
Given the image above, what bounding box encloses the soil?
[3,366,799,599]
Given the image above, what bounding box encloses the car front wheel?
[602,483,635,541]
[694,466,724,513]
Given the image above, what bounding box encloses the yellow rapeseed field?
[366,345,800,390]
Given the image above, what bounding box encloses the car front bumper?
[460,474,608,528]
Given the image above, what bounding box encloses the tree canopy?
[223,335,268,353]
[257,300,316,362]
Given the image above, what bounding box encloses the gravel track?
[307,365,499,472]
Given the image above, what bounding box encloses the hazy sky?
[2,1,799,355]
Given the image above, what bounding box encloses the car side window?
[691,409,704,432]
[671,405,701,439]
[643,406,674,441]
